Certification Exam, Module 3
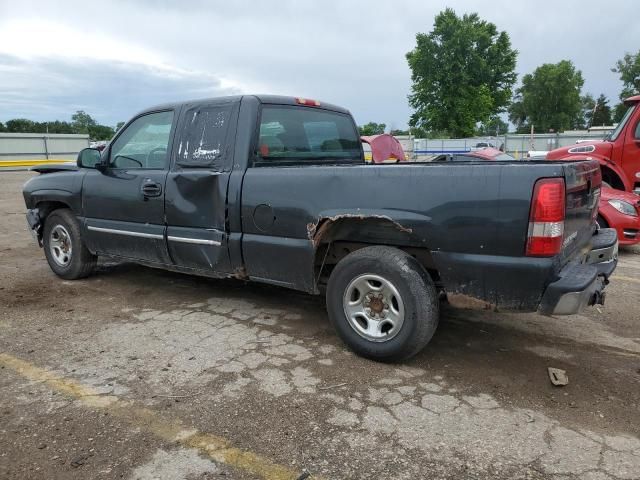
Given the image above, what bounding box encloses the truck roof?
[138,95,350,116]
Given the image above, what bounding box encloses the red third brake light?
[526,178,566,257]
[296,98,321,106]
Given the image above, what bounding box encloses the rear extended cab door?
[239,100,364,291]
[164,98,240,273]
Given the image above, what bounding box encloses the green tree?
[0,122,5,132]
[612,102,629,124]
[115,121,125,132]
[390,129,410,136]
[587,94,612,127]
[71,110,97,134]
[612,50,640,98]
[5,119,37,133]
[508,60,584,133]
[579,94,596,129]
[88,124,115,141]
[358,122,386,136]
[611,50,639,124]
[476,115,508,136]
[46,120,75,134]
[406,8,517,138]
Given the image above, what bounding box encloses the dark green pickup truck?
[23,95,618,360]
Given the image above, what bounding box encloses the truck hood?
[600,186,640,204]
[546,141,612,161]
[29,163,78,174]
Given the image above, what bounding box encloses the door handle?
[141,181,162,197]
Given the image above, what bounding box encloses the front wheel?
[43,209,97,279]
[326,246,439,362]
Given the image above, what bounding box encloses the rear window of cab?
[255,105,362,166]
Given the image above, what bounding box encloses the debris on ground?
[548,367,569,386]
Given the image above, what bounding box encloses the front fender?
[22,169,85,211]
[553,154,630,191]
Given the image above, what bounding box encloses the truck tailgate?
[561,160,602,263]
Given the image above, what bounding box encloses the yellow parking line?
[0,159,74,168]
[0,352,309,480]
[612,275,640,285]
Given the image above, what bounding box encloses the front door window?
[110,111,174,169]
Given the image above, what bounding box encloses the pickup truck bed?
[23,95,617,361]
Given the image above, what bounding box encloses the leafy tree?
[476,116,508,136]
[611,50,639,124]
[0,122,5,132]
[612,50,640,99]
[46,121,75,134]
[88,124,115,141]
[358,122,386,136]
[508,60,584,132]
[71,110,97,134]
[612,102,629,124]
[406,9,517,138]
[390,129,410,136]
[587,94,612,127]
[579,94,596,129]
[115,121,125,132]
[3,112,113,139]
[5,119,37,133]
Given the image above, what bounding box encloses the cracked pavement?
[1,171,639,479]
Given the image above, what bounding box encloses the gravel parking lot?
[1,170,639,480]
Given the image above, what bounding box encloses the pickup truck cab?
[547,95,640,194]
[23,95,618,361]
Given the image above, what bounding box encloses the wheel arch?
[599,163,627,191]
[30,198,75,245]
[310,214,440,291]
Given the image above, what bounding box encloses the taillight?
[296,98,320,106]
[526,178,566,257]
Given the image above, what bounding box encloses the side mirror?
[77,148,104,169]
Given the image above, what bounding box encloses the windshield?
[608,104,636,141]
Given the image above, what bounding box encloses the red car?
[449,148,640,246]
[597,187,640,245]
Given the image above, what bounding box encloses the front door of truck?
[164,100,239,273]
[82,110,175,264]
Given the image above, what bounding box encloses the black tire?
[326,246,439,362]
[43,209,97,279]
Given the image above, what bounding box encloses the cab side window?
[177,104,234,169]
[635,121,640,139]
[109,111,174,169]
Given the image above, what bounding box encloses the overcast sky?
[0,0,638,129]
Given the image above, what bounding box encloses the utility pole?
[530,124,535,151]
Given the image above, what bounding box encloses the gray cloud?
[1,0,638,127]
[0,54,239,125]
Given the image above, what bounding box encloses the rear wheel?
[43,209,97,279]
[326,246,439,361]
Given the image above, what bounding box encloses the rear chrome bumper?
[538,228,618,315]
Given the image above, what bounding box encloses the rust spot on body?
[447,292,493,310]
[232,266,248,280]
[308,214,413,247]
